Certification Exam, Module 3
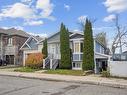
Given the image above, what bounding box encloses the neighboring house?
[44,32,109,74]
[111,51,127,61]
[0,28,29,65]
[20,36,44,66]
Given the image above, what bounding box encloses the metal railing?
[43,56,50,69]
[52,59,59,70]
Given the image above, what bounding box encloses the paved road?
[0,76,127,95]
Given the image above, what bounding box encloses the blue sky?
[0,0,127,39]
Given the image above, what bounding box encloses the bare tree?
[77,17,97,31]
[111,14,127,54]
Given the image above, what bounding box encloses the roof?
[34,36,44,42]
[123,51,127,54]
[20,35,44,50]
[47,31,73,40]
[0,28,30,37]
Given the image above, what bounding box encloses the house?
[20,35,44,66]
[43,32,110,74]
[0,28,29,65]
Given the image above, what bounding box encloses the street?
[0,76,127,95]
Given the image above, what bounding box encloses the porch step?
[52,59,59,70]
[43,57,59,70]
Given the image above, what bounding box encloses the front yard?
[14,67,84,76]
[44,69,84,76]
[14,67,40,72]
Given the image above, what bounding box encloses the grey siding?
[48,32,60,43]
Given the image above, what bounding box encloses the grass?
[44,69,84,76]
[14,67,39,72]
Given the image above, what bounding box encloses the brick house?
[0,28,29,65]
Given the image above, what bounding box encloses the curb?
[0,73,127,89]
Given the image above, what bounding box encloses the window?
[73,62,81,68]
[80,43,83,52]
[74,43,80,53]
[8,37,13,45]
[101,47,104,54]
[96,42,99,53]
[74,42,83,53]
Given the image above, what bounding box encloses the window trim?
[8,37,13,46]
[73,41,83,53]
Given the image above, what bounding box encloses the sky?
[0,0,127,41]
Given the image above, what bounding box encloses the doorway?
[96,59,108,74]
[6,55,15,65]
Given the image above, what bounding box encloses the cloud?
[103,0,127,13]
[0,3,35,19]
[93,26,114,31]
[64,4,70,11]
[21,0,32,3]
[0,0,55,25]
[28,32,47,37]
[103,14,116,22]
[36,0,54,18]
[2,26,24,30]
[24,20,44,26]
[78,15,87,23]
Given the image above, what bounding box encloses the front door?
[96,59,108,74]
[6,55,14,65]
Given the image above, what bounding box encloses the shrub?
[101,71,110,77]
[25,53,43,69]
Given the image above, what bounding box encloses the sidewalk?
[0,70,127,89]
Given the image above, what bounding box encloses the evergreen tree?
[60,23,71,69]
[42,38,48,59]
[83,19,94,70]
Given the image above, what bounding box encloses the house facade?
[44,32,109,73]
[0,28,29,65]
[20,36,44,66]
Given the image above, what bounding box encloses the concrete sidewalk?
[0,71,127,89]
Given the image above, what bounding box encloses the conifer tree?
[60,23,71,69]
[42,39,48,59]
[83,19,94,70]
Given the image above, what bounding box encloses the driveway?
[0,76,127,95]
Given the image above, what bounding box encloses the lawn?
[44,69,84,76]
[14,67,39,72]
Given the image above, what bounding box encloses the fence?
[109,61,127,77]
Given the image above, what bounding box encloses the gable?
[47,32,80,43]
[20,36,38,50]
[70,33,84,39]
[22,44,30,49]
[27,38,38,49]
[48,32,60,43]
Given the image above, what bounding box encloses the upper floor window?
[8,37,13,45]
[74,42,83,53]
[74,43,80,53]
[80,43,83,52]
[95,42,105,54]
[96,42,100,53]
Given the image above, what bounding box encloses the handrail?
[52,59,58,69]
